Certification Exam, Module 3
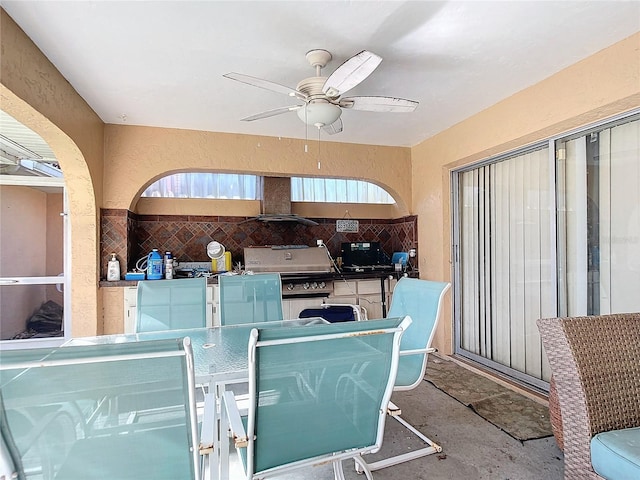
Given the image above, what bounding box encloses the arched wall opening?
[1,87,100,336]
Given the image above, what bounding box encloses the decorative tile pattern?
[101,210,417,278]
[100,210,128,278]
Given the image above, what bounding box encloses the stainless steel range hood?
[254,176,318,226]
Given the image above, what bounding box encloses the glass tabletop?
[64,317,327,383]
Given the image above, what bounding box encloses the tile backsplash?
[101,209,417,278]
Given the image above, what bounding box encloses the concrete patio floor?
[226,377,564,479]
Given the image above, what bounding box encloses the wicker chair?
[537,313,640,479]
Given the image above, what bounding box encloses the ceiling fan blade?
[322,50,382,98]
[223,73,307,101]
[241,105,303,122]
[339,96,418,112]
[322,118,343,135]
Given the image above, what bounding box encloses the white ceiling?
[2,1,639,147]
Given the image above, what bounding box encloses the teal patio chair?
[219,273,283,325]
[222,316,411,479]
[359,277,451,472]
[0,338,201,480]
[136,277,207,332]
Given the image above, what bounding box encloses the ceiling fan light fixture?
[297,102,342,127]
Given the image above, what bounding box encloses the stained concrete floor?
[225,379,564,479]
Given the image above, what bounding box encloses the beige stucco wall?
[103,125,412,216]
[1,10,104,336]
[412,32,640,354]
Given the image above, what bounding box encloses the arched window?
[142,173,260,199]
[142,173,394,204]
[291,177,394,204]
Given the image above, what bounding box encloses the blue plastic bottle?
[146,249,163,280]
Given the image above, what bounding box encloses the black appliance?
[340,242,391,271]
[298,305,358,323]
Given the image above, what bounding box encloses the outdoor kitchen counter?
[101,269,419,332]
[99,269,418,287]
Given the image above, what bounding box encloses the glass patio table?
[64,317,326,384]
[63,317,327,480]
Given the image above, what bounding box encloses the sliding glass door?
[453,113,639,390]
[453,145,556,389]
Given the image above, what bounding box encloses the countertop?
[99,269,418,287]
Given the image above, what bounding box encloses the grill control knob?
[318,281,326,289]
[303,283,310,290]
[287,283,294,291]
[311,282,318,289]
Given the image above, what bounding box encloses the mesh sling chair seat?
[0,338,201,480]
[136,277,207,333]
[222,316,411,480]
[219,273,284,325]
[358,277,451,472]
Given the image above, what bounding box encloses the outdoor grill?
[244,246,334,298]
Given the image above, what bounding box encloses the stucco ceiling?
[2,1,639,147]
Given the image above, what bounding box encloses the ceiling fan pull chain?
[317,126,321,170]
[304,106,309,153]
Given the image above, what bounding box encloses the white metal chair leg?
[333,460,347,480]
[350,456,374,479]
[357,413,442,473]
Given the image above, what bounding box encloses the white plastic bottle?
[107,253,121,281]
[165,258,173,279]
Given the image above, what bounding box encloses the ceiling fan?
[223,49,418,135]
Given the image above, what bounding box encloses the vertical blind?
[599,121,640,313]
[559,118,640,316]
[458,146,555,383]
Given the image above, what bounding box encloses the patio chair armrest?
[198,392,215,455]
[222,390,249,448]
[399,347,436,356]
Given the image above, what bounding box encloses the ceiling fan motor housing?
[296,77,328,98]
[296,75,342,127]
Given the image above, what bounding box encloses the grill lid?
[244,246,331,273]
